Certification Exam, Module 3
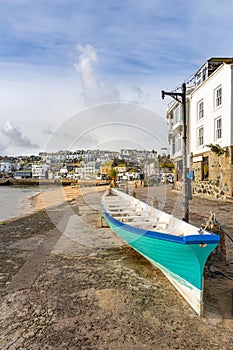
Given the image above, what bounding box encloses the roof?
[102,160,114,167]
[115,163,126,167]
[195,57,233,76]
[208,57,233,63]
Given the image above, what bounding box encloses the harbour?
[0,180,110,222]
[1,1,233,348]
[0,184,232,349]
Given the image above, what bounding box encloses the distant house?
[32,163,49,179]
[14,170,32,179]
[99,160,114,176]
[114,164,127,179]
[60,166,68,178]
[75,161,96,179]
[125,168,139,180]
[144,160,159,178]
[0,160,13,173]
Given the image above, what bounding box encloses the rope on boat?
[205,213,221,272]
[203,211,217,231]
[198,212,215,234]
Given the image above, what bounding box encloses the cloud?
[74,44,99,103]
[130,86,150,105]
[74,44,119,105]
[74,44,154,108]
[43,126,54,136]
[0,142,7,154]
[43,102,168,153]
[1,121,39,149]
[2,0,233,157]
[1,0,233,80]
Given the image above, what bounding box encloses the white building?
[167,101,184,182]
[0,160,13,173]
[75,161,96,179]
[59,167,68,178]
[32,163,49,179]
[167,57,233,198]
[144,161,159,178]
[190,58,232,156]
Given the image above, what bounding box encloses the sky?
[0,0,233,156]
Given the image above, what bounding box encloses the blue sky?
[1,0,233,155]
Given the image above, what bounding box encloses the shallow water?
[0,186,40,221]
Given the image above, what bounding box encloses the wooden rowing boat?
[101,188,220,316]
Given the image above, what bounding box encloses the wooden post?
[218,226,227,263]
[100,215,109,228]
[211,223,226,263]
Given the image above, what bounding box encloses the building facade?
[167,58,233,198]
[75,161,96,180]
[32,163,49,179]
[0,160,13,173]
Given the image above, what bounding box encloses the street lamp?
[161,83,189,222]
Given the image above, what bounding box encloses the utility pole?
[161,83,189,222]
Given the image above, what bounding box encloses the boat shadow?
[204,262,233,321]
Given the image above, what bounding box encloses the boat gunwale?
[102,208,220,246]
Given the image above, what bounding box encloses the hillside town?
[0,148,174,185]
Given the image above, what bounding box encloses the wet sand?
[0,184,233,349]
[33,184,106,211]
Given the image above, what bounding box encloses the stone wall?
[174,146,233,199]
[192,146,233,199]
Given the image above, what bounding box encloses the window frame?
[215,116,222,141]
[197,126,204,147]
[174,105,181,124]
[197,99,204,121]
[174,133,182,153]
[214,85,222,108]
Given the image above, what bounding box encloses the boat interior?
[103,190,186,236]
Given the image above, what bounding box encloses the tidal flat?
[0,185,232,349]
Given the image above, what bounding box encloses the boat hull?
[103,210,219,316]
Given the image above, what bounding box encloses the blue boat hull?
[102,209,219,315]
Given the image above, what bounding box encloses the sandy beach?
[27,184,108,213]
[0,184,232,349]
